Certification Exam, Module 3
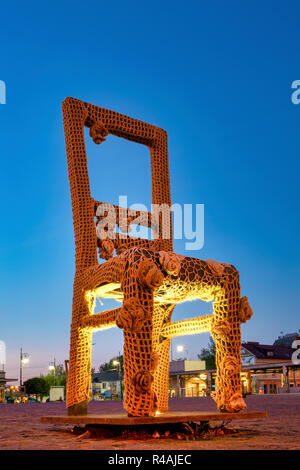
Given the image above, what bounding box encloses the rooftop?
[92,371,120,383]
[273,332,300,347]
[242,342,293,360]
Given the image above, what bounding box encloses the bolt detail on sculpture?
[62,97,253,416]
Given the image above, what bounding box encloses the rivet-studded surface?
[63,97,252,416]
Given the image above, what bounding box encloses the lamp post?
[113,358,123,400]
[20,348,29,387]
[49,358,56,386]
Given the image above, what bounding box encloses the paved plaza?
[0,394,299,450]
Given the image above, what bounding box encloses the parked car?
[27,396,38,403]
[101,390,112,399]
[6,396,15,403]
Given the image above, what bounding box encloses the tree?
[40,364,66,393]
[98,355,123,373]
[197,336,216,370]
[42,364,66,387]
[23,377,49,398]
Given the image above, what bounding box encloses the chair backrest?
[62,97,173,269]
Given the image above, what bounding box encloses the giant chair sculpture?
[63,97,253,417]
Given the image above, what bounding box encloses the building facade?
[0,371,18,403]
[91,371,122,399]
[168,341,300,397]
[169,360,211,397]
[241,341,300,394]
[90,335,300,400]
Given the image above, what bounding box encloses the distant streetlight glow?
[20,348,30,386]
[112,357,123,399]
[49,359,56,385]
[176,345,188,359]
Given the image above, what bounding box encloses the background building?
[169,360,209,398]
[273,332,300,347]
[89,332,300,400]
[241,341,300,394]
[168,337,300,398]
[0,341,18,403]
[91,371,122,399]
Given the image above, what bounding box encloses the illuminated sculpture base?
[41,410,267,426]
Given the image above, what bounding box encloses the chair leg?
[117,249,164,416]
[152,304,175,412]
[120,292,156,415]
[212,268,246,412]
[67,290,92,416]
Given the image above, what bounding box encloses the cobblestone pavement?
[0,394,299,450]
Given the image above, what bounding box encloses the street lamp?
[49,359,56,385]
[113,359,123,400]
[177,345,188,359]
[20,348,29,386]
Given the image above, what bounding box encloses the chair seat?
[90,249,238,305]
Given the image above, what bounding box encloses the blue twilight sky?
[0,1,299,382]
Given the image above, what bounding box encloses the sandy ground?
[0,394,299,450]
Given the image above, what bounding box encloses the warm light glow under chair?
[62,97,253,416]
